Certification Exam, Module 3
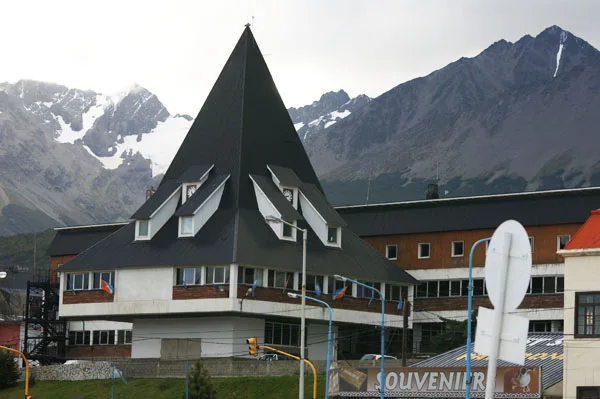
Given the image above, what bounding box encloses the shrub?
[0,350,20,389]
[185,361,216,399]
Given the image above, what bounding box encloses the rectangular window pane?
[461,280,469,296]
[283,223,293,238]
[205,267,214,284]
[558,235,571,250]
[386,245,397,259]
[473,279,484,296]
[184,268,195,285]
[214,267,225,284]
[452,242,464,257]
[327,227,338,243]
[427,281,438,298]
[282,324,292,346]
[195,268,202,285]
[265,322,273,344]
[531,277,543,294]
[74,274,83,290]
[76,331,84,345]
[450,281,461,296]
[93,273,100,289]
[291,325,299,346]
[118,330,125,345]
[439,281,450,297]
[84,331,90,345]
[101,331,108,345]
[181,217,193,235]
[419,243,430,258]
[69,331,75,345]
[176,269,184,285]
[416,283,427,298]
[108,331,115,345]
[126,331,132,344]
[273,323,282,345]
[138,220,149,236]
[544,277,556,294]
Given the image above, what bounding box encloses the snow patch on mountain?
[85,115,192,175]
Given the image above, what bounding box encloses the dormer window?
[327,226,340,246]
[283,223,293,238]
[185,184,198,201]
[136,220,150,240]
[283,188,294,204]
[180,216,193,236]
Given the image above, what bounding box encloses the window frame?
[93,271,115,290]
[66,272,90,291]
[575,292,600,338]
[529,237,535,253]
[451,241,464,257]
[136,219,150,240]
[180,216,194,237]
[206,266,230,285]
[327,226,340,246]
[385,245,398,260]
[238,266,263,286]
[117,329,133,345]
[175,267,203,286]
[264,321,300,347]
[418,243,431,259]
[557,235,571,251]
[577,387,600,399]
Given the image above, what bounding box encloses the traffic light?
[247,337,257,357]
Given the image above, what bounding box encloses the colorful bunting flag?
[315,282,322,297]
[332,286,347,300]
[101,279,114,295]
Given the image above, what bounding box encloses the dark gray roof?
[58,27,416,286]
[175,174,230,216]
[301,183,347,227]
[130,179,180,220]
[49,223,128,256]
[250,174,303,221]
[177,164,213,183]
[337,187,600,236]
[267,165,303,187]
[411,333,563,390]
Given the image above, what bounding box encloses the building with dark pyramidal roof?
[57,27,416,360]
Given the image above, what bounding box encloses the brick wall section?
[239,286,407,316]
[364,223,581,270]
[50,255,75,284]
[414,294,564,312]
[66,345,131,359]
[63,290,114,304]
[172,285,229,300]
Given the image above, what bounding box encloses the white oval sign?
[485,220,532,312]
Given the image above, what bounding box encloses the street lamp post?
[265,216,308,399]
[288,292,333,399]
[0,271,6,279]
[466,237,491,399]
[334,275,385,399]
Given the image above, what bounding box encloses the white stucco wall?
[131,316,264,359]
[116,267,173,302]
[563,254,600,399]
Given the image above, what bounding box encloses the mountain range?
[0,25,599,234]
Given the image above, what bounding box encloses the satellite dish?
[485,220,532,312]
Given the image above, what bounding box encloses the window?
[264,321,300,347]
[529,321,552,333]
[450,280,461,296]
[66,272,89,291]
[558,235,571,250]
[268,270,293,289]
[93,330,116,345]
[416,283,427,298]
[93,271,115,290]
[299,274,324,293]
[283,223,293,238]
[418,243,430,259]
[327,227,339,244]
[577,387,600,399]
[238,267,263,286]
[328,277,345,294]
[68,331,90,346]
[439,281,450,297]
[180,216,193,236]
[576,293,600,337]
[473,279,484,296]
[426,281,438,298]
[138,220,149,237]
[117,330,132,345]
[452,241,464,257]
[206,266,230,285]
[386,245,398,260]
[356,281,380,299]
[385,285,407,302]
[176,267,202,286]
[529,237,534,252]
[527,276,563,294]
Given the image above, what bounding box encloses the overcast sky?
[3,0,600,115]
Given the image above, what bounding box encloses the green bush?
[185,361,216,399]
[0,350,20,389]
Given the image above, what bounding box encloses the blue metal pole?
[302,295,333,399]
[346,278,385,399]
[466,237,491,399]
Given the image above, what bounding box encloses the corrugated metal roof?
[411,333,563,390]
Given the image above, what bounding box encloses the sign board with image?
[328,366,541,398]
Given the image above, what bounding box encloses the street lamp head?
[287,292,300,299]
[0,271,6,279]
[333,274,347,282]
[264,215,283,224]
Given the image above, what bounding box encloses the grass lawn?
[2,375,326,399]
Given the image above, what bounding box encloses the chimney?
[426,184,439,200]
[145,187,156,200]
